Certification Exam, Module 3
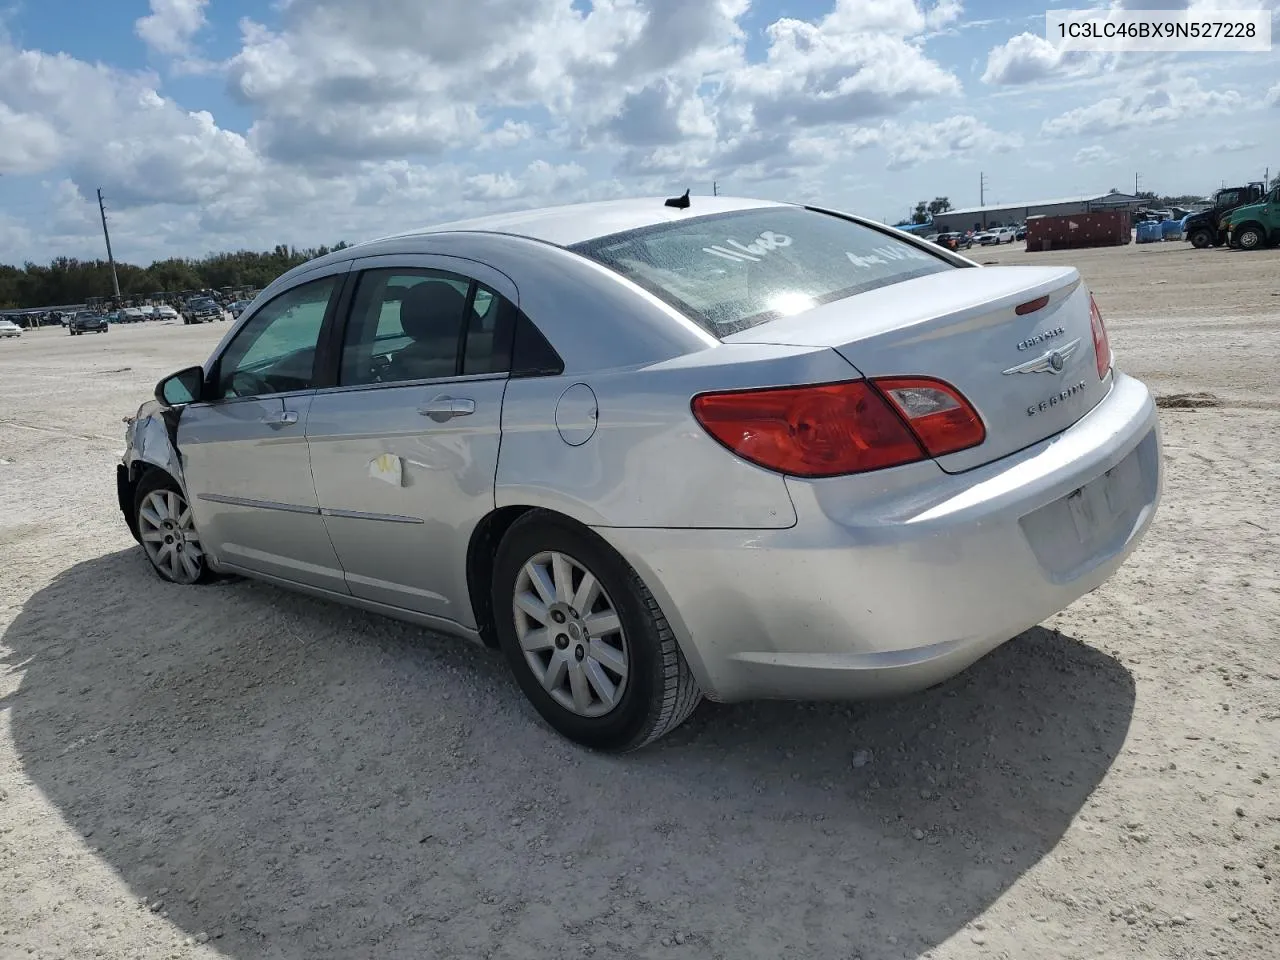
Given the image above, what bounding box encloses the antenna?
[664,188,691,209]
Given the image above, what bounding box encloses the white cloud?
[883,114,1022,170]
[1267,82,1280,107]
[135,0,209,57]
[981,32,1107,85]
[0,103,61,174]
[1073,145,1113,165]
[1043,75,1244,137]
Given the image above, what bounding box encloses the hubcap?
[512,550,629,718]
[138,488,204,584]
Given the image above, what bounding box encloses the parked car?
[977,227,1016,245]
[117,195,1162,751]
[70,311,109,335]
[227,299,252,319]
[182,297,222,324]
[0,319,22,338]
[934,232,969,250]
[154,305,180,321]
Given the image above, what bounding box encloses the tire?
[1235,224,1266,251]
[133,471,216,585]
[491,512,701,751]
[1189,228,1213,249]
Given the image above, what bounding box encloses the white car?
[0,319,22,338]
[154,305,180,320]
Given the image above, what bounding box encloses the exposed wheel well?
[466,505,538,647]
[467,506,613,648]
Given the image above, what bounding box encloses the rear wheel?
[134,471,214,585]
[1189,228,1213,249]
[491,512,701,751]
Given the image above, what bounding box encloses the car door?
[305,256,517,628]
[178,268,351,593]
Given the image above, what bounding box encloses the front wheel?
[1235,225,1266,250]
[134,471,214,585]
[492,513,701,751]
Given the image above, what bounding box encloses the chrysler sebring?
[116,195,1162,750]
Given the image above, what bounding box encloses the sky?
[0,0,1277,266]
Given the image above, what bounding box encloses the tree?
[927,197,952,215]
[0,243,351,309]
[911,201,929,224]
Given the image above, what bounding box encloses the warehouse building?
[931,191,1145,233]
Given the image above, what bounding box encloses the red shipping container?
[1025,210,1130,251]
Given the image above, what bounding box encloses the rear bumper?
[601,371,1161,702]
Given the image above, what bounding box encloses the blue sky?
[1,0,1277,265]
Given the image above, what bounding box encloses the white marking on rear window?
[701,231,793,262]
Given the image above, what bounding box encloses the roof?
[940,193,1144,218]
[375,195,788,248]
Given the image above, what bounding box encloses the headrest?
[400,281,466,341]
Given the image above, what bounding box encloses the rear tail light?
[874,377,986,457]
[691,377,984,478]
[1089,293,1111,379]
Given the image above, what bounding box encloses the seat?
[387,281,466,382]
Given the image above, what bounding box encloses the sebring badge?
[1002,337,1082,376]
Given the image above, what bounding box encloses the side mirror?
[155,366,206,407]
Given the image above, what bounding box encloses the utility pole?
[979,171,987,206]
[1134,172,1141,195]
[712,181,719,196]
[97,188,121,299]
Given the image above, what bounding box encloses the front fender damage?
[118,400,188,541]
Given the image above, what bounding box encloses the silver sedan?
[117,195,1162,750]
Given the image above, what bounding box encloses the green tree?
[927,197,952,215]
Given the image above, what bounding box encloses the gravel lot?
[2,241,1278,960]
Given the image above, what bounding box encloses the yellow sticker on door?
[368,453,403,487]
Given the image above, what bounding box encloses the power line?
[96,188,121,298]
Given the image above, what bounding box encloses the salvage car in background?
[181,297,222,324]
[116,195,1162,751]
[0,319,22,338]
[69,311,109,335]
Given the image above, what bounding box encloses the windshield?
[569,206,955,337]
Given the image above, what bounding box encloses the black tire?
[1235,224,1266,251]
[1189,228,1213,249]
[133,470,217,585]
[491,511,701,751]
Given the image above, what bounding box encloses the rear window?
[569,206,955,336]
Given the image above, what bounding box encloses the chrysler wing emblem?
[1002,337,1082,376]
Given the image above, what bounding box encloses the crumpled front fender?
[118,400,188,538]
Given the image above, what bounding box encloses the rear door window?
[569,206,954,337]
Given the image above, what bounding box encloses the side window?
[213,276,337,400]
[340,268,515,386]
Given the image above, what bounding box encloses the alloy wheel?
[138,488,205,584]
[512,550,630,718]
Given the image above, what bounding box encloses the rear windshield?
[569,206,955,336]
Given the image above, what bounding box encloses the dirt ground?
[2,240,1278,960]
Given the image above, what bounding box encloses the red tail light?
[873,377,986,456]
[1090,294,1111,379]
[691,378,985,478]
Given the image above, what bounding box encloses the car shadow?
[4,550,1135,960]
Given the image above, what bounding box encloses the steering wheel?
[228,369,273,398]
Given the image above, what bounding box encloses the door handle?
[418,397,475,422]
[262,410,299,426]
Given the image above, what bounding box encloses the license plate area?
[1019,445,1147,582]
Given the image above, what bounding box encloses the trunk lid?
[723,265,1108,472]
